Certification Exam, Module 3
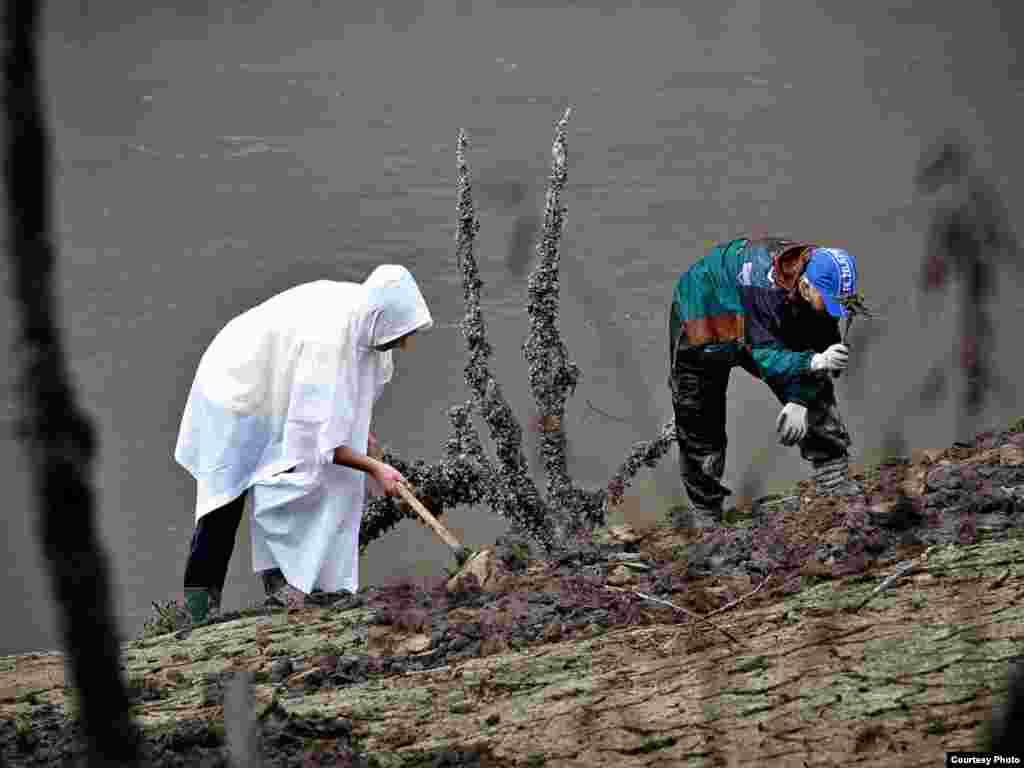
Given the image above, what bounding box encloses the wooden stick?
[703,573,773,619]
[605,586,742,645]
[396,482,466,554]
[854,546,935,611]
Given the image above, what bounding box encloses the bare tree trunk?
[2,1,140,764]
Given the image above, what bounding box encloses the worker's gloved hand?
[371,462,406,498]
[810,343,849,374]
[776,403,809,446]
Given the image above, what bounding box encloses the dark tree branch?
[2,1,140,763]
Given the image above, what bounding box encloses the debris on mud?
[0,700,371,767]
[3,423,1023,765]
[680,425,1024,590]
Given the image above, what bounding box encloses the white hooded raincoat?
[175,265,432,594]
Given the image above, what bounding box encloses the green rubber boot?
[183,587,221,624]
[184,588,210,624]
[680,504,721,529]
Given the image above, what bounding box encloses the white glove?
[776,403,808,446]
[810,343,849,374]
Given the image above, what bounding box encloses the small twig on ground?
[605,586,742,645]
[854,546,935,611]
[402,665,451,676]
[704,573,773,618]
[990,569,1011,590]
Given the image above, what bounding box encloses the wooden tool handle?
[396,482,464,552]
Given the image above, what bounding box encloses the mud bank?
[2,425,1024,766]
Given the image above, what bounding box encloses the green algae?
[6,537,1022,765]
[732,655,770,674]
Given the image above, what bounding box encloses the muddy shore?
[2,424,1024,766]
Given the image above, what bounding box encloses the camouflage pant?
[669,343,851,510]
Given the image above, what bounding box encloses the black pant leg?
[757,364,852,465]
[670,348,732,510]
[785,376,852,465]
[183,491,248,593]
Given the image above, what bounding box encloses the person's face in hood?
[797,276,829,316]
[373,329,417,353]
[362,264,433,350]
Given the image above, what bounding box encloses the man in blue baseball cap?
[668,237,861,527]
[803,246,858,319]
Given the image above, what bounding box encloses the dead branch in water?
[361,112,678,551]
[454,128,558,548]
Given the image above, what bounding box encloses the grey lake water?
[2,0,1023,653]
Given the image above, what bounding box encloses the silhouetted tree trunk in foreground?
[3,1,140,764]
[989,659,1024,754]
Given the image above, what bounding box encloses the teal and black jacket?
[669,237,841,406]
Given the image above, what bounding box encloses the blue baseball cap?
[803,247,858,318]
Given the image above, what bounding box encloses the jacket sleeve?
[746,303,844,406]
[750,348,818,405]
[742,290,814,388]
[750,347,814,382]
[751,316,842,406]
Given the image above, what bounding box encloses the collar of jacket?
[746,237,814,297]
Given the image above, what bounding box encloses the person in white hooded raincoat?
[174,264,432,622]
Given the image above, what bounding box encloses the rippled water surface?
[2,0,1022,652]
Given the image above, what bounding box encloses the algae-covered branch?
[361,112,676,552]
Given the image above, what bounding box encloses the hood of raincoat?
[361,265,433,348]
